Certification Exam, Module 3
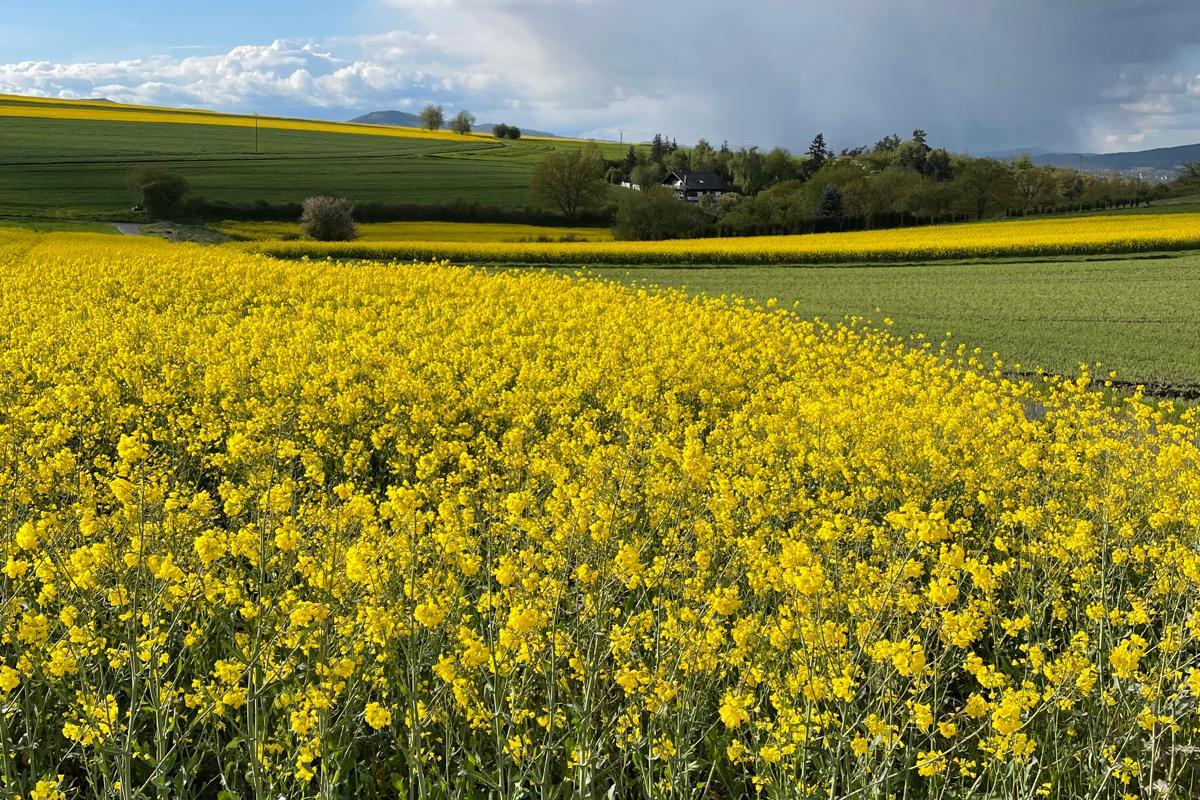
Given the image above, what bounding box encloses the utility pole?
[619,128,624,146]
[255,114,260,155]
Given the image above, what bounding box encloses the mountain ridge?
[981,142,1199,173]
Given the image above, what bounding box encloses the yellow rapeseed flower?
[364,702,393,730]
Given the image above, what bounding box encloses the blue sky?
[3,0,1200,153]
[1,2,360,61]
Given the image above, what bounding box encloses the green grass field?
[573,252,1200,391]
[1040,193,1200,218]
[0,219,117,234]
[0,117,528,220]
[0,97,630,222]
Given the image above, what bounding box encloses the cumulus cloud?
[0,36,504,118]
[4,0,1200,151]
[1084,64,1200,150]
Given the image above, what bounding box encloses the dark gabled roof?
[663,171,733,192]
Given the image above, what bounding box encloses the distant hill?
[350,110,558,139]
[982,143,1200,174]
[980,147,1053,159]
[351,110,424,127]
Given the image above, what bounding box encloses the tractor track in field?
[0,140,549,169]
[0,150,495,168]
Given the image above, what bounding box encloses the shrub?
[126,166,190,219]
[299,196,358,242]
[612,185,709,241]
[493,123,521,140]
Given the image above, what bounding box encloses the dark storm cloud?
[388,0,1200,151]
[4,0,1199,152]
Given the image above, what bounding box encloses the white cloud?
[1083,64,1200,150]
[0,36,504,117]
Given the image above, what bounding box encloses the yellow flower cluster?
[2,230,1200,799]
[244,211,1200,264]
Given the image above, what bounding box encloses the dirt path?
[111,223,143,235]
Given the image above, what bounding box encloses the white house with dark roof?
[661,171,735,202]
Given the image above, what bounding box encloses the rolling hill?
[978,146,1054,159]
[983,142,1200,173]
[0,94,624,222]
[1034,143,1200,173]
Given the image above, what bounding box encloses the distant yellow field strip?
[216,220,614,243]
[0,93,217,114]
[0,103,491,143]
[242,212,1200,264]
[0,93,590,145]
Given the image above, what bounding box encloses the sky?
[3,0,1200,154]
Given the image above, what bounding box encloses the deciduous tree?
[924,148,954,181]
[419,104,445,131]
[763,147,798,185]
[690,139,716,172]
[730,147,767,195]
[952,159,1015,220]
[630,162,665,191]
[1012,155,1058,213]
[449,111,476,135]
[529,145,609,220]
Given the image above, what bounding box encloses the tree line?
[592,130,1167,239]
[125,122,1195,241]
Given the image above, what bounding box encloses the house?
[661,171,734,202]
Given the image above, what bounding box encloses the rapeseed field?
[1,232,1199,798]
[246,211,1200,264]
